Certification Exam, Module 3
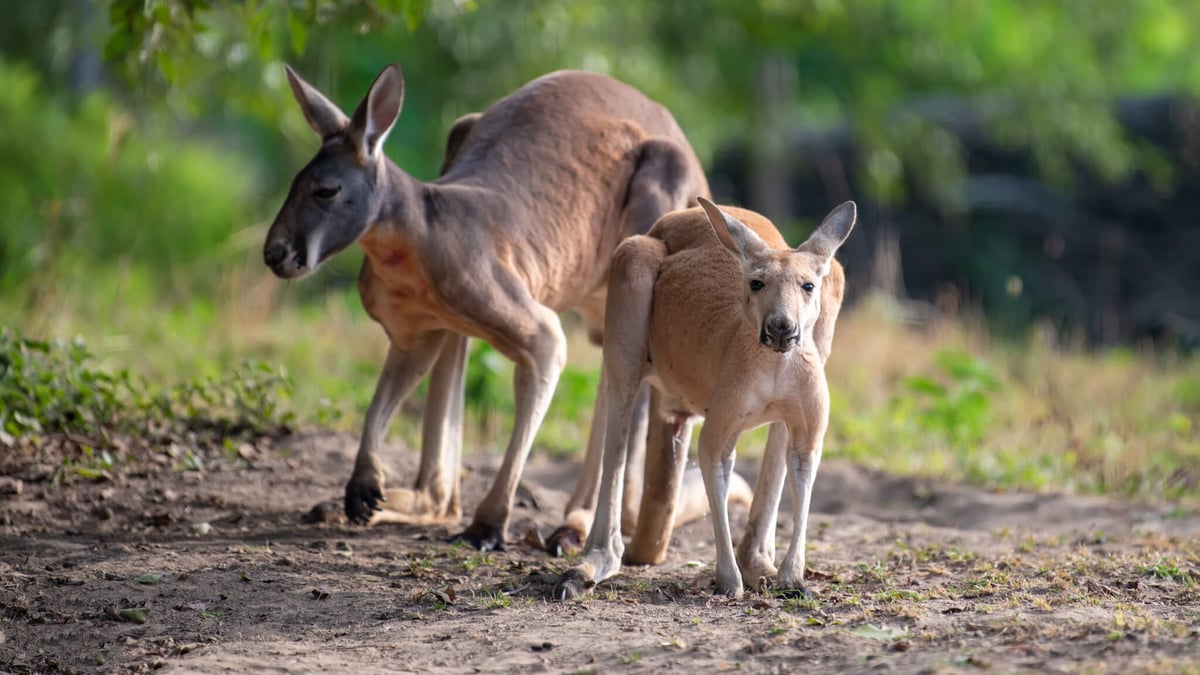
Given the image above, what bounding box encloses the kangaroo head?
[698,198,856,354]
[263,65,405,279]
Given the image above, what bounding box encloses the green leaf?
[135,573,163,584]
[119,607,149,624]
[156,51,177,83]
[75,466,105,480]
[287,11,308,55]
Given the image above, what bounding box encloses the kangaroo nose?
[768,317,797,341]
[761,316,799,352]
[263,241,288,269]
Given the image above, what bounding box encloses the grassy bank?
[5,262,1197,503]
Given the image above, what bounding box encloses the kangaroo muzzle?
[262,236,309,279]
[760,315,799,353]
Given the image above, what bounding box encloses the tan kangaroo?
[557,198,854,598]
[262,64,717,550]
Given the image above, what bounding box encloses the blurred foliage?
[93,0,1200,196]
[0,59,257,296]
[901,350,1001,448]
[0,327,293,443]
[2,0,1198,298]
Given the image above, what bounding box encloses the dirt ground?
[2,431,1198,674]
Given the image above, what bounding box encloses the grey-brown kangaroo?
[262,64,713,550]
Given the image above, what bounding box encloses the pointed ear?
[285,65,349,138]
[349,64,405,162]
[799,201,856,260]
[698,197,769,262]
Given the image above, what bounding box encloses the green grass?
[3,263,1198,506]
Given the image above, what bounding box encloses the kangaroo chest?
[357,245,452,349]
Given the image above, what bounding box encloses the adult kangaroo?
[558,199,854,598]
[262,64,709,550]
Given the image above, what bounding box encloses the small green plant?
[1,331,130,437]
[480,591,512,609]
[1,328,293,441]
[459,553,495,573]
[902,349,1000,447]
[1138,558,1194,583]
[1,328,294,479]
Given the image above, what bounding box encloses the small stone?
[0,477,23,497]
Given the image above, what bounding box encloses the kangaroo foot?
[344,470,386,525]
[765,583,813,600]
[554,565,597,600]
[367,488,459,527]
[544,524,585,557]
[737,545,778,593]
[713,568,745,600]
[448,520,507,552]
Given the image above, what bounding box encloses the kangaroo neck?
[366,160,429,244]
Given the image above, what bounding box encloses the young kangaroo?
[262,64,712,550]
[558,198,854,598]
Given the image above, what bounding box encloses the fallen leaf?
[118,608,149,624]
[135,574,162,585]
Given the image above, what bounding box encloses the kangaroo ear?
[349,64,405,162]
[698,197,769,262]
[285,65,349,139]
[800,201,856,260]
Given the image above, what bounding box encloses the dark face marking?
[263,140,380,278]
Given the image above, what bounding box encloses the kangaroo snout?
[263,238,308,279]
[263,240,288,269]
[760,315,799,352]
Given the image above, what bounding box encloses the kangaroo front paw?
[714,582,745,600]
[767,582,813,599]
[344,472,386,525]
[555,565,598,601]
[774,571,813,598]
[713,570,745,600]
[449,520,508,552]
[544,524,585,557]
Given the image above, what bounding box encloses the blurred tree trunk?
[746,55,794,223]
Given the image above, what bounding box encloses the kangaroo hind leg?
[556,235,666,599]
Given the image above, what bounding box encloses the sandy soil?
[2,431,1198,674]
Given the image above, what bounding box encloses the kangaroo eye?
[801,282,815,293]
[314,186,341,200]
[749,280,765,292]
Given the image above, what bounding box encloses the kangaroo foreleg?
[452,303,567,551]
[346,333,446,524]
[736,422,789,588]
[371,332,468,526]
[777,419,826,594]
